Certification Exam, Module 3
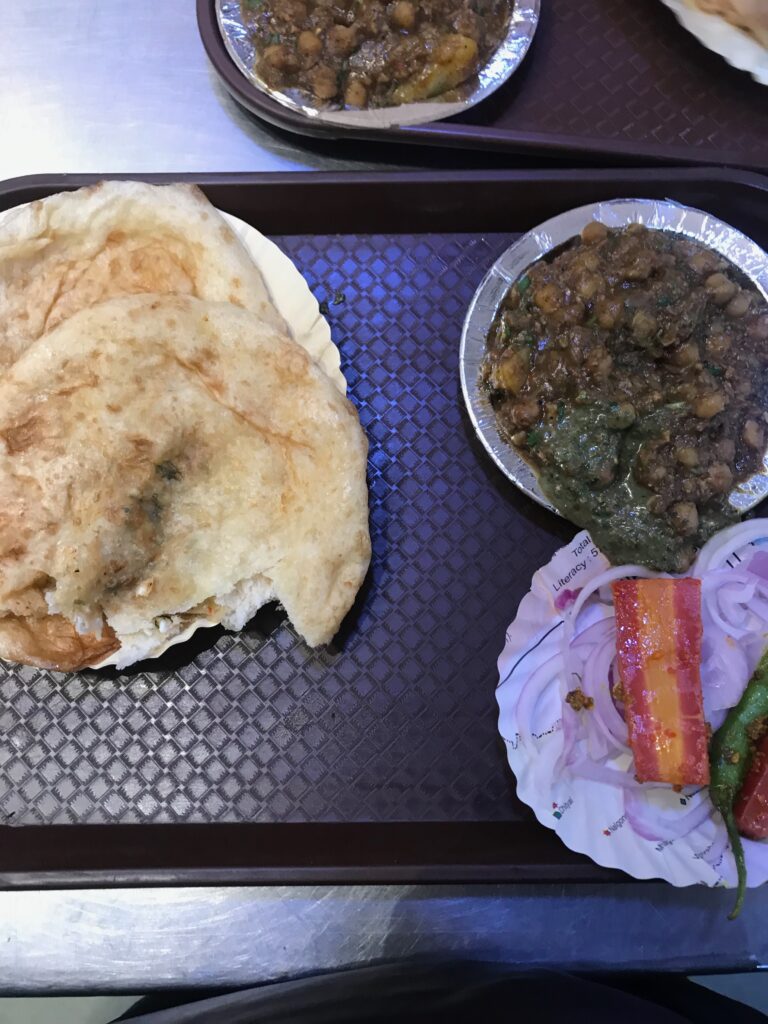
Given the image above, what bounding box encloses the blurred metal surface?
[0,0,408,178]
[2,882,768,992]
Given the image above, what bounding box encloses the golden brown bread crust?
[0,294,370,669]
[0,180,285,372]
[0,614,119,672]
[692,0,768,45]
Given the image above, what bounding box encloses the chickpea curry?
[242,0,511,109]
[482,222,768,572]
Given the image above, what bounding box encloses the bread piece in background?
[693,0,768,46]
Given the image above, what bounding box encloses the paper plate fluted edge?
[220,210,345,394]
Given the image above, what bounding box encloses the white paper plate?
[220,210,345,394]
[660,0,768,85]
[0,193,345,668]
[496,529,768,890]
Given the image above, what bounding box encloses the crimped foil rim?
[216,0,540,129]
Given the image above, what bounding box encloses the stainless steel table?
[0,0,410,179]
[1,0,767,993]
[2,883,768,992]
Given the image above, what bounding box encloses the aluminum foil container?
[460,198,768,518]
[216,0,540,129]
[660,0,768,86]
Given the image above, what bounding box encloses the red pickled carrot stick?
[612,578,709,786]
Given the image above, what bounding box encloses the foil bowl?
[460,198,768,517]
[216,0,540,130]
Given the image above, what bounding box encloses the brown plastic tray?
[197,0,768,171]
[0,168,766,890]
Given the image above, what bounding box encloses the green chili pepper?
[518,274,531,295]
[710,649,768,919]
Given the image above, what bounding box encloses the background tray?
[0,168,766,889]
[198,0,768,170]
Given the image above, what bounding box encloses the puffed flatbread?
[0,180,285,371]
[692,0,768,45]
[0,295,370,670]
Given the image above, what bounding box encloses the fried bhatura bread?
[0,295,370,670]
[693,0,768,45]
[0,181,285,372]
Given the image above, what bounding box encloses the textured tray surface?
[199,0,768,168]
[448,0,768,154]
[0,231,570,827]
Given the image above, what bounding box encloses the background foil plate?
[216,0,540,130]
[460,198,768,519]
[659,0,768,86]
